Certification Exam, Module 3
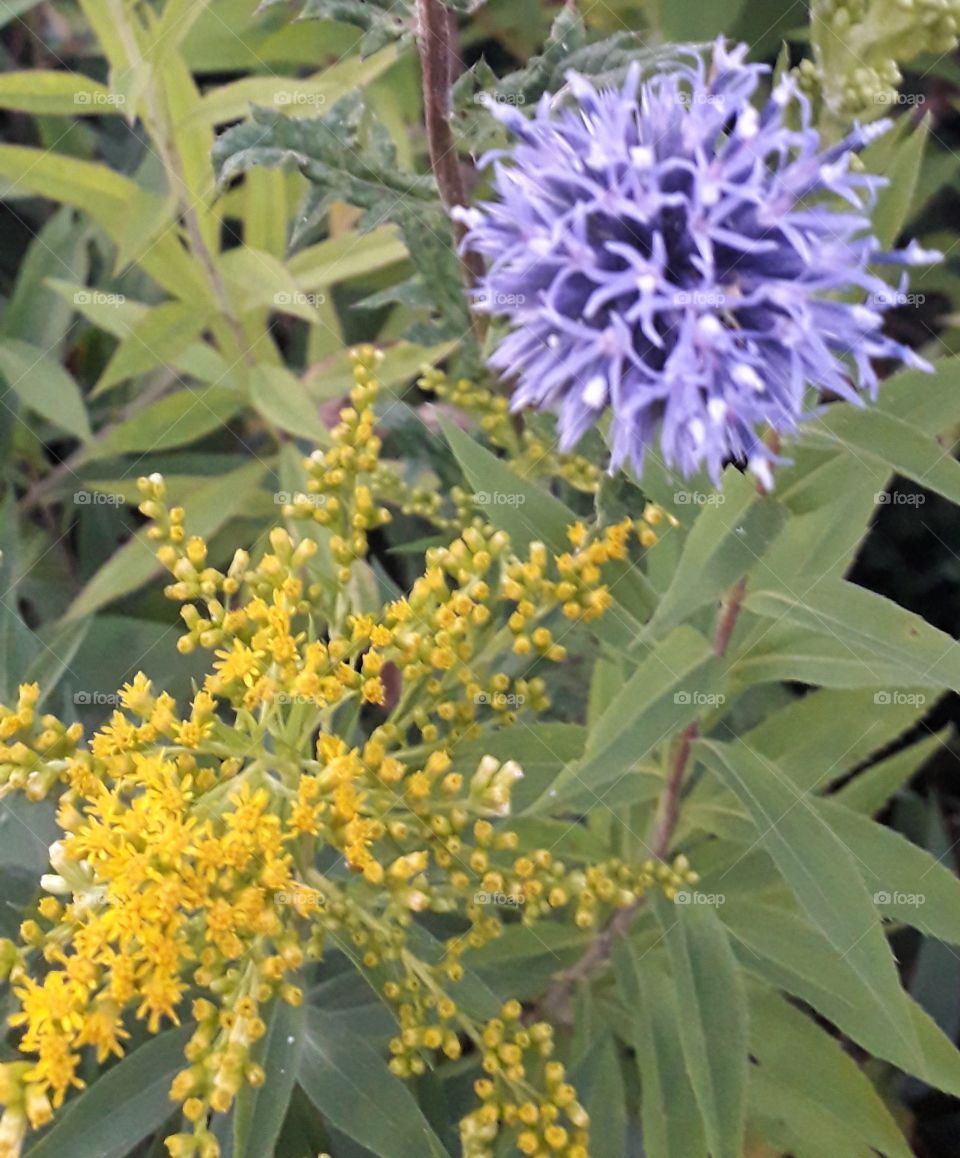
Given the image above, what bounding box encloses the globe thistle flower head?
[457,40,937,487]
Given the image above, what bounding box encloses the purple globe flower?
[456,40,936,486]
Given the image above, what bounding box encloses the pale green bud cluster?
[809,0,959,118]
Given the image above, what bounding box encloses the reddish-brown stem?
[416,0,485,289]
[539,575,747,1022]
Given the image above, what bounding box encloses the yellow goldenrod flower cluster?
[0,350,690,1158]
[461,1007,589,1158]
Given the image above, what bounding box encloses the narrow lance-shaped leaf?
[699,738,925,1073]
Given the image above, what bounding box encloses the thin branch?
[539,573,748,1022]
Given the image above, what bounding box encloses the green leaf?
[660,0,748,41]
[805,403,960,508]
[0,146,209,303]
[0,338,91,442]
[440,416,573,555]
[649,895,748,1158]
[288,0,412,55]
[212,96,469,340]
[723,900,960,1095]
[191,48,398,126]
[64,461,267,620]
[614,946,707,1158]
[871,115,929,249]
[2,209,90,352]
[84,387,244,460]
[748,987,912,1158]
[45,278,148,338]
[528,626,719,812]
[876,356,960,435]
[0,70,124,116]
[731,620,910,689]
[820,796,960,944]
[642,468,785,641]
[288,226,407,290]
[298,1008,448,1158]
[836,732,945,815]
[250,365,328,443]
[724,687,928,794]
[234,999,305,1158]
[744,579,960,690]
[24,1027,192,1158]
[699,739,924,1072]
[92,302,213,396]
[568,1037,627,1158]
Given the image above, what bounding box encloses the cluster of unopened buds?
[807,0,960,115]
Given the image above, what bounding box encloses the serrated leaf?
[292,0,413,56]
[212,98,468,339]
